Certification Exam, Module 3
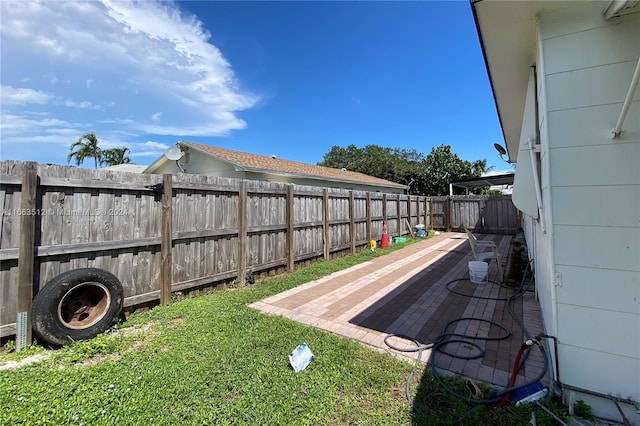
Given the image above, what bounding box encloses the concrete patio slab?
[248,232,548,391]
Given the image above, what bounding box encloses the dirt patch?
[1,317,185,371]
[0,353,51,371]
[73,317,185,368]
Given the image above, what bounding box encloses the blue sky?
[0,0,508,173]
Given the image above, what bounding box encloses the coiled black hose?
[384,259,548,414]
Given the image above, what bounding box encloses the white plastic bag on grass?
[289,343,314,372]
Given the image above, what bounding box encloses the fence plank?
[349,191,355,253]
[323,189,329,260]
[238,181,247,285]
[287,185,294,271]
[16,162,37,349]
[160,174,172,305]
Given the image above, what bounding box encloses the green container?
[393,237,407,244]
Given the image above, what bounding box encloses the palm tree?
[100,147,131,167]
[68,133,102,169]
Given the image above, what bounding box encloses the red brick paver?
[248,232,547,389]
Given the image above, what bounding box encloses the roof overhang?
[471,0,586,162]
[450,172,515,192]
[184,142,406,189]
[143,141,406,190]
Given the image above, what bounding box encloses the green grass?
[1,237,578,425]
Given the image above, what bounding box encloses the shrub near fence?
[0,161,433,340]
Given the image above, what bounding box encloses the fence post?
[407,195,412,233]
[287,184,295,271]
[446,196,452,232]
[426,197,431,230]
[396,195,401,238]
[323,189,330,260]
[366,192,372,243]
[16,161,37,350]
[160,174,173,305]
[349,191,355,253]
[238,181,247,285]
[382,194,387,223]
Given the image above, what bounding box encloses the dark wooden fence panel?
[449,195,519,234]
[430,197,449,230]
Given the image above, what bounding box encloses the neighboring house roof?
[145,141,407,190]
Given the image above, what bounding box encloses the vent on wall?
[603,0,640,19]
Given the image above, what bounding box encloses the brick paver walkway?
[248,232,547,389]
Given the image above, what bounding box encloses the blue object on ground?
[510,381,546,405]
[289,343,314,372]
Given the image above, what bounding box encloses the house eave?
[241,167,406,190]
[471,0,588,162]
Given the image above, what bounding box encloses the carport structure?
[249,232,547,390]
[449,172,515,195]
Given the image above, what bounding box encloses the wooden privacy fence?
[430,195,520,234]
[0,161,519,340]
[0,161,431,340]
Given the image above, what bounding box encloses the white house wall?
[536,2,640,415]
[150,151,244,178]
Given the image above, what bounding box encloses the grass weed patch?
[0,237,578,425]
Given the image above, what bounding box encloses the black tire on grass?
[31,268,124,346]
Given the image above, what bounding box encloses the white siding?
[547,103,640,149]
[552,185,639,227]
[558,344,639,399]
[555,265,639,314]
[537,3,640,409]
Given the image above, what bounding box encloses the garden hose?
[384,259,549,416]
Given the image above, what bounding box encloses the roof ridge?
[180,141,405,188]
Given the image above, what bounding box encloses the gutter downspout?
[612,57,640,138]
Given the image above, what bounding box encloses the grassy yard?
[1,239,577,425]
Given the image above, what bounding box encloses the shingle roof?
[180,141,406,189]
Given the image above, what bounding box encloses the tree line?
[65,135,491,196]
[318,144,490,196]
[67,133,131,169]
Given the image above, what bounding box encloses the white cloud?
[137,119,247,137]
[43,74,58,84]
[0,113,84,147]
[1,85,52,105]
[0,114,76,133]
[129,140,170,157]
[0,0,259,144]
[142,141,169,150]
[63,99,97,109]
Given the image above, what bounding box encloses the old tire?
[32,268,124,346]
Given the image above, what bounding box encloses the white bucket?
[468,261,488,284]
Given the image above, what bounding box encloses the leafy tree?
[319,144,424,192]
[420,144,488,196]
[68,133,102,169]
[319,143,488,196]
[100,147,131,167]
